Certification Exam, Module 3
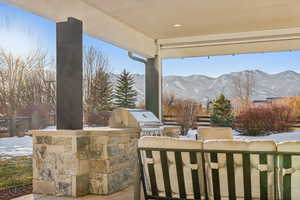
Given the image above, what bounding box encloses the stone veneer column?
[31,128,139,197]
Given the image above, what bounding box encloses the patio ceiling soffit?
[4,0,300,59]
[158,27,300,58]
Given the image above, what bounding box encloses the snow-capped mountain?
[128,70,300,102]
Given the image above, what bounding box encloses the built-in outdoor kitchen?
[3,0,300,199]
[31,108,180,197]
[30,107,300,200]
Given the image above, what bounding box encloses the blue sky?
[0,2,300,77]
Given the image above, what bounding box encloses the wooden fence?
[163,115,211,127]
[0,117,31,137]
[292,117,300,129]
[163,115,300,129]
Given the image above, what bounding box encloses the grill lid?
[129,109,161,124]
[109,108,162,128]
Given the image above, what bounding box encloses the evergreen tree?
[83,46,114,113]
[211,94,233,127]
[114,69,137,108]
[90,67,114,111]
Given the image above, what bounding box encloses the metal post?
[56,17,83,129]
[8,116,16,137]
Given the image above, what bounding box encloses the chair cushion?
[203,140,276,200]
[198,127,233,141]
[138,137,204,199]
[277,141,300,200]
[204,139,276,151]
[139,136,203,149]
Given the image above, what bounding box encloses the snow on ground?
[174,81,186,90]
[0,136,32,157]
[184,129,300,142]
[233,130,300,142]
[1,128,300,158]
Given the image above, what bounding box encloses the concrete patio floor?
[13,186,144,200]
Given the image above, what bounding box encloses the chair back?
[198,127,233,141]
[138,137,206,199]
[277,141,300,200]
[203,140,276,200]
[138,137,300,200]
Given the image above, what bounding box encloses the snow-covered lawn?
[2,128,300,158]
[183,129,300,142]
[0,136,32,157]
[233,130,300,142]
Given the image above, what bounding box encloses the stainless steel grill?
[109,108,164,136]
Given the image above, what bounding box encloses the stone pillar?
[31,128,139,197]
[88,129,139,194]
[32,130,89,197]
[145,55,162,119]
[56,17,83,129]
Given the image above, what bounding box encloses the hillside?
[128,70,300,102]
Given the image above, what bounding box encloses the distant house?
[253,97,284,105]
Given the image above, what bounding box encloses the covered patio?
[2,0,300,199]
[3,0,300,120]
[4,0,300,120]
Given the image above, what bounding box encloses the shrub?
[211,94,233,127]
[19,104,50,129]
[272,105,296,132]
[163,92,204,116]
[285,96,300,116]
[174,99,199,135]
[84,111,111,127]
[234,105,296,136]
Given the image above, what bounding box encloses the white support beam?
[158,28,300,58]
[2,0,157,58]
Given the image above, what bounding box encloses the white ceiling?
[3,0,300,58]
[84,0,300,39]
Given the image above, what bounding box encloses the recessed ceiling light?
[173,24,182,28]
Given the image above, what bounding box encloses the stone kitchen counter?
[31,127,140,197]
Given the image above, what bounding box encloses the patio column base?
[31,128,139,197]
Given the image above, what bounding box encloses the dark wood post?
[145,55,162,119]
[56,17,83,129]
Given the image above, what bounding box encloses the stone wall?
[31,128,139,197]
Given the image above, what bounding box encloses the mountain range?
[128,70,300,103]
